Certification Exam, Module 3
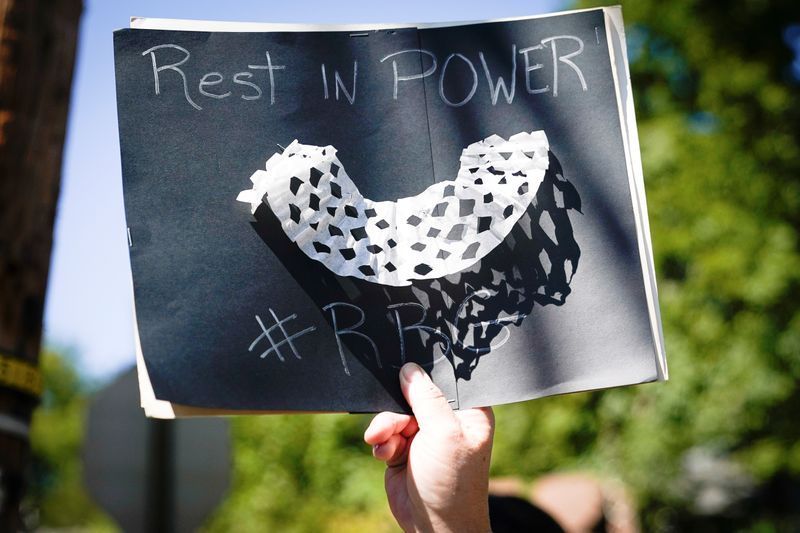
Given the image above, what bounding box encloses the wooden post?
[0,0,81,529]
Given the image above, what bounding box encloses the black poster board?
[113,7,667,417]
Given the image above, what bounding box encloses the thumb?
[399,363,456,430]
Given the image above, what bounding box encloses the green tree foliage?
[204,413,394,532]
[27,351,115,531]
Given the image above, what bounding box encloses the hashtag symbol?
[249,309,316,362]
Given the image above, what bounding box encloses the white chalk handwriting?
[249,290,522,376]
[139,37,590,110]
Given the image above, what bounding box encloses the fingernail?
[401,362,427,384]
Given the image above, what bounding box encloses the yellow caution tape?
[0,353,42,397]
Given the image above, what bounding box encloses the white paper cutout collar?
[237,131,549,286]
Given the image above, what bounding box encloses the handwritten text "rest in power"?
[141,37,590,111]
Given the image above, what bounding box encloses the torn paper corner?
[237,131,550,286]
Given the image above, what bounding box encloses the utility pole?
[0,0,81,529]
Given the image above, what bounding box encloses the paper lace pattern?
[237,131,550,286]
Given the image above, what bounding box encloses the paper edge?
[130,17,416,32]
[133,296,176,418]
[604,7,669,380]
[460,370,661,410]
[416,6,612,28]
[128,7,607,32]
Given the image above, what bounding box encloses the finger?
[373,433,407,464]
[401,416,419,438]
[364,411,415,445]
[386,433,412,468]
[399,363,457,431]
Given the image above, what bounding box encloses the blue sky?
[44,0,566,378]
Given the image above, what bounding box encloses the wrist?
[425,499,491,533]
[426,515,490,533]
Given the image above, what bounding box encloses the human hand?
[364,363,495,533]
